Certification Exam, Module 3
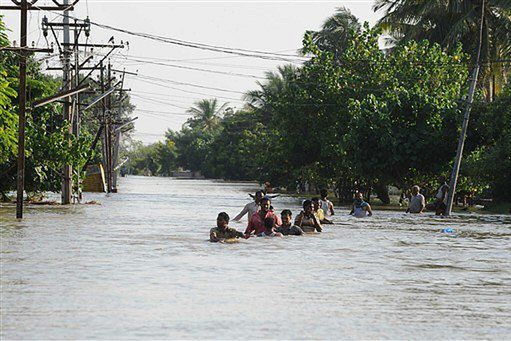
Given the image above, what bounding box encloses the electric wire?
[30,4,309,62]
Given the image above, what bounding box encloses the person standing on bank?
[233,190,264,222]
[406,185,425,213]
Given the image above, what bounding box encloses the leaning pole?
[445,0,485,216]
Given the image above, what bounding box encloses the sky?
[2,0,382,144]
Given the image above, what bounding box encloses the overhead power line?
[102,54,264,79]
[32,5,308,62]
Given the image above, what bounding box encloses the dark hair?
[311,197,319,203]
[264,217,275,229]
[281,209,292,217]
[320,189,328,198]
[255,190,264,196]
[217,212,230,222]
[302,199,312,209]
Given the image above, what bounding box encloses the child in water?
[258,217,282,237]
[276,210,304,236]
[349,192,373,218]
[312,197,333,224]
[210,212,246,242]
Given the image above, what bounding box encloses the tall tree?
[374,0,511,100]
[244,64,299,122]
[303,7,362,61]
[185,98,229,132]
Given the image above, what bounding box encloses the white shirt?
[320,199,332,216]
[233,202,259,222]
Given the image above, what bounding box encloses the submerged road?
[1,176,510,339]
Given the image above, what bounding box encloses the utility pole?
[445,0,485,215]
[16,0,28,219]
[106,62,113,193]
[61,0,72,205]
[1,0,72,219]
[99,61,111,193]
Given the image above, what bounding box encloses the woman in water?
[294,200,322,233]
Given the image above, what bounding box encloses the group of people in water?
[211,189,350,242]
[210,179,452,242]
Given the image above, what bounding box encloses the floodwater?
[1,176,510,340]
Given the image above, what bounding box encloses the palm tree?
[374,0,511,100]
[244,64,299,122]
[185,98,229,132]
[302,7,362,61]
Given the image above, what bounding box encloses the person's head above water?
[355,191,364,200]
[260,197,271,212]
[412,185,420,195]
[217,212,230,229]
[254,190,264,203]
[311,197,320,211]
[320,189,328,199]
[303,199,313,214]
[281,209,292,225]
[264,217,275,232]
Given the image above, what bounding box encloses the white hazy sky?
[2,0,382,143]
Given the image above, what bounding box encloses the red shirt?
[245,210,282,236]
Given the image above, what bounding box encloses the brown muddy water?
[1,176,510,339]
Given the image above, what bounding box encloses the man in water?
[349,192,373,218]
[233,190,264,222]
[210,212,246,242]
[245,197,282,236]
[406,185,425,213]
[426,177,449,215]
[319,189,335,216]
[276,209,304,236]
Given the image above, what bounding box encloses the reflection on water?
[1,176,510,339]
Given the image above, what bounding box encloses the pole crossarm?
[31,84,89,109]
[81,85,118,111]
[0,47,53,53]
[114,116,138,132]
[61,43,125,48]
[77,46,119,86]
[112,68,138,76]
[1,0,77,11]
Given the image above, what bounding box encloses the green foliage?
[0,15,93,197]
[463,86,511,201]
[374,0,511,99]
[122,11,509,204]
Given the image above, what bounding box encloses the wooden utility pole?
[445,0,485,215]
[16,0,28,219]
[1,0,72,218]
[106,62,113,193]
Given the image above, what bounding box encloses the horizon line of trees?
[124,4,510,203]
